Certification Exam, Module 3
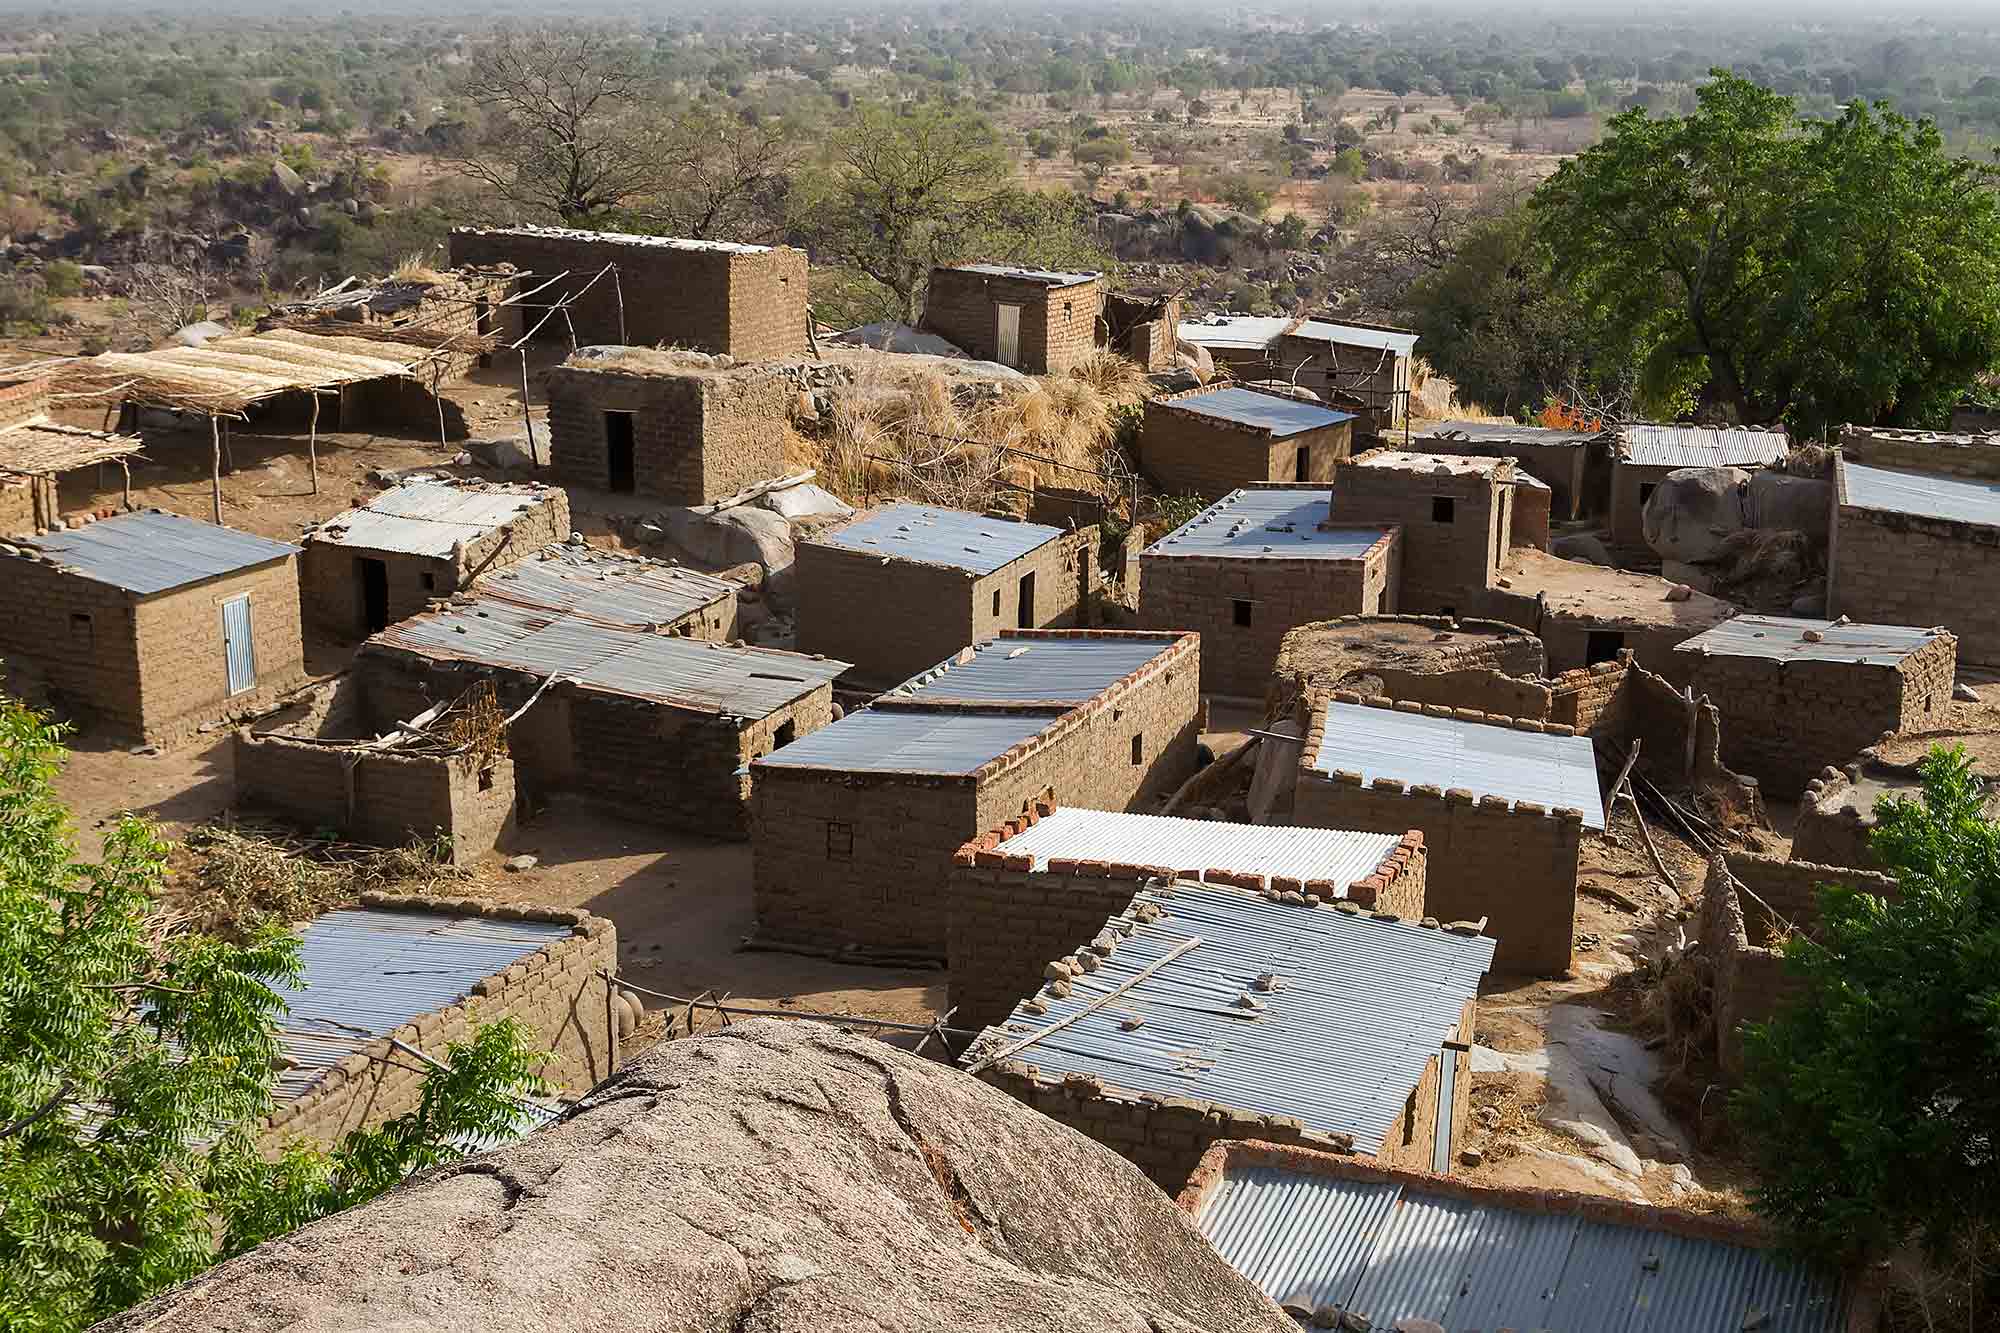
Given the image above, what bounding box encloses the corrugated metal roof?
[810,503,1065,575]
[306,482,555,556]
[452,224,770,254]
[24,509,297,595]
[1312,703,1606,830]
[373,598,847,718]
[1421,420,1603,448]
[969,880,1492,1153]
[996,808,1400,893]
[1842,458,2000,527]
[475,547,735,627]
[1354,450,1508,475]
[1145,487,1389,561]
[1177,316,1293,350]
[1621,423,1789,469]
[272,909,571,1104]
[951,262,1100,287]
[1675,614,1945,666]
[1158,387,1354,436]
[885,635,1179,705]
[1292,320,1420,355]
[1197,1166,1848,1331]
[753,706,1057,776]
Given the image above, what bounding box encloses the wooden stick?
[963,936,1203,1076]
[221,416,234,473]
[307,392,320,495]
[519,349,539,468]
[119,458,130,509]
[208,415,222,522]
[611,263,627,345]
[1621,790,1678,898]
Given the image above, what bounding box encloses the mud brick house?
[257,896,618,1152]
[356,545,844,836]
[1610,423,1788,549]
[1480,546,1738,677]
[0,370,143,535]
[1415,419,1609,520]
[1266,614,1548,723]
[964,876,1492,1190]
[301,479,570,638]
[920,263,1105,373]
[1508,471,1552,551]
[447,225,807,358]
[0,509,304,744]
[1139,387,1357,499]
[1136,485,1399,698]
[1324,450,1513,615]
[543,347,793,502]
[1103,290,1181,370]
[235,677,516,867]
[1294,695,1605,974]
[1701,852,1897,1083]
[1672,615,1957,800]
[793,503,1096,687]
[1177,316,1419,432]
[1180,1142,1864,1331]
[749,629,1201,959]
[1829,445,2000,665]
[947,804,1426,1028]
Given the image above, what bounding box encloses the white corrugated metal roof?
[1292,320,1419,355]
[1841,458,2000,527]
[1620,424,1789,469]
[997,808,1400,893]
[1311,702,1605,829]
[951,262,1100,287]
[967,880,1493,1154]
[753,707,1057,776]
[307,481,554,556]
[1177,316,1292,350]
[1145,487,1389,561]
[1158,386,1353,436]
[810,503,1065,575]
[1675,614,1945,666]
[1198,1164,1848,1331]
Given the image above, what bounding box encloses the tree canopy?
[1532,72,2000,436]
[1737,744,2000,1286]
[0,699,549,1333]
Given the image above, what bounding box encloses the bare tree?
[629,107,800,243]
[127,253,213,340]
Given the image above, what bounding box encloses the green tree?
[1533,72,2000,434]
[1737,745,2000,1286]
[0,699,551,1332]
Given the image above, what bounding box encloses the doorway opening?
[1017,571,1036,627]
[605,411,637,493]
[359,557,389,634]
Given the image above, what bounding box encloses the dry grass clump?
[390,252,444,284]
[1066,350,1149,400]
[176,822,467,940]
[1775,442,1834,478]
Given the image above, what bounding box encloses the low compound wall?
[258,895,619,1152]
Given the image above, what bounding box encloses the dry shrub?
[1066,350,1149,400]
[390,252,443,284]
[1775,442,1835,478]
[177,823,468,940]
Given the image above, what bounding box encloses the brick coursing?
[544,361,791,503]
[750,632,1202,959]
[1139,390,1356,499]
[1511,483,1551,551]
[447,228,807,359]
[1609,461,1681,550]
[1830,503,2000,666]
[1292,694,1587,975]
[945,803,1427,1029]
[1679,631,1957,801]
[0,372,51,430]
[1411,433,1595,520]
[1266,613,1547,724]
[920,268,1104,373]
[1328,451,1511,614]
[258,895,618,1152]
[1837,425,2000,480]
[793,520,1096,688]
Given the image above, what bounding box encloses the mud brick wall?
[1414,435,1592,519]
[447,228,807,358]
[1273,334,1409,432]
[0,372,49,430]
[1328,455,1509,614]
[1681,632,1956,801]
[1609,461,1677,550]
[1139,392,1355,499]
[1138,534,1399,698]
[0,552,147,732]
[302,489,569,639]
[920,270,1104,373]
[1547,658,1633,736]
[258,896,618,1152]
[0,477,37,537]
[794,527,1092,688]
[545,364,789,504]
[1511,484,1551,551]
[1294,698,1586,975]
[1264,612,1546,725]
[1837,426,2000,480]
[1830,503,2000,665]
[1704,852,1896,1080]
[946,812,1425,1029]
[752,636,1201,958]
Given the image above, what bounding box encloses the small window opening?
[1639,481,1658,507]
[1296,445,1311,480]
[1585,630,1625,665]
[992,588,1002,617]
[774,719,797,749]
[421,571,437,592]
[1232,599,1253,627]
[826,821,854,860]
[1432,496,1456,523]
[478,767,495,792]
[69,612,91,645]
[1130,734,1144,765]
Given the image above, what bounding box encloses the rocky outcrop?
[98,1021,1296,1333]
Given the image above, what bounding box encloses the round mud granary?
[1266,613,1546,724]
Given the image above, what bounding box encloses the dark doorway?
[1296,445,1311,481]
[605,411,637,493]
[359,557,389,634]
[1017,571,1036,628]
[1585,630,1625,665]
[474,297,492,367]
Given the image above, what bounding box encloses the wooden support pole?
[611,263,627,345]
[119,459,130,510]
[221,416,234,473]
[208,415,222,523]
[307,393,320,495]
[518,349,539,468]
[433,367,448,450]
